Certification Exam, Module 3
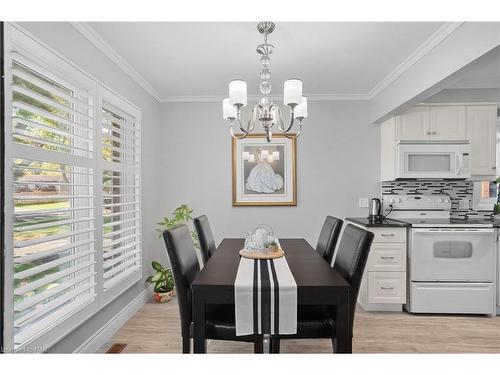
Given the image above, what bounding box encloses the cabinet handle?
[380,256,395,260]
[426,131,431,135]
[432,131,437,135]
[493,167,497,170]
[380,234,395,237]
[380,287,395,290]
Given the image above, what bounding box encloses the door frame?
[1,21,6,354]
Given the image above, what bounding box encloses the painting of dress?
[232,134,296,206]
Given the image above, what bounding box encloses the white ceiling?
[85,22,446,101]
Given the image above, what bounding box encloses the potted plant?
[157,204,199,248]
[146,261,175,303]
[266,240,279,253]
[494,177,500,216]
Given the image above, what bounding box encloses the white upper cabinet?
[429,106,467,140]
[396,107,430,141]
[466,105,497,177]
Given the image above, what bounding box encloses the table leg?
[192,288,207,353]
[335,291,352,354]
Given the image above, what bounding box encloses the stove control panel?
[383,195,451,211]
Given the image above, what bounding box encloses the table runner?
[234,256,297,336]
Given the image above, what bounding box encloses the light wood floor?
[108,296,500,353]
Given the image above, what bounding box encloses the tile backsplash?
[381,180,493,220]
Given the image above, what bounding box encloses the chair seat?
[295,305,336,338]
[189,304,259,342]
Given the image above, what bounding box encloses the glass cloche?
[244,224,276,252]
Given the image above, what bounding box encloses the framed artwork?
[232,134,297,206]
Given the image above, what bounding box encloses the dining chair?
[316,216,343,265]
[193,215,216,265]
[163,224,263,353]
[271,224,374,353]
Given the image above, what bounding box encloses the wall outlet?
[459,199,469,210]
[359,198,369,208]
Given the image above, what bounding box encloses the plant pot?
[154,290,174,303]
[268,245,279,253]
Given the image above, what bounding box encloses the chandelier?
[223,21,307,142]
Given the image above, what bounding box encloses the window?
[100,94,141,296]
[4,24,141,350]
[473,118,500,211]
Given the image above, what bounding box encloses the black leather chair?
[271,224,374,353]
[193,215,216,265]
[316,216,343,265]
[162,224,263,353]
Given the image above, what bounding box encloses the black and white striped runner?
[234,257,297,336]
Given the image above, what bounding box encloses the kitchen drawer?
[368,243,405,272]
[371,227,406,243]
[368,272,406,304]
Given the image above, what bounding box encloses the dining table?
[191,238,352,353]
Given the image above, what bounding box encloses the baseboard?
[75,286,153,353]
[358,300,403,312]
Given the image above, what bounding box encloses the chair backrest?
[333,224,374,335]
[162,224,200,338]
[316,216,343,265]
[194,215,216,264]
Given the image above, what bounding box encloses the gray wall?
[16,22,167,352]
[160,101,380,245]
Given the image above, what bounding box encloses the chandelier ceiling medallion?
[223,21,307,142]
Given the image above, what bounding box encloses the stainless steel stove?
[382,194,496,315]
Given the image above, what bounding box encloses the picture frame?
[232,134,297,206]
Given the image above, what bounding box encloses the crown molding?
[70,22,162,102]
[71,21,464,104]
[159,93,371,103]
[368,22,465,99]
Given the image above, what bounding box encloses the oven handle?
[412,228,493,234]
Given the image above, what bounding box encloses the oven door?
[397,143,470,179]
[410,228,495,282]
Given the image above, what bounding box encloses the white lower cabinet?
[352,224,407,312]
[368,272,406,304]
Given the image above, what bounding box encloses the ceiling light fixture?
[223,21,307,142]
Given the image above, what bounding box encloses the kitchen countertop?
[346,217,410,228]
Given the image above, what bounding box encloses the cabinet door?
[429,106,467,140]
[396,107,430,141]
[467,105,497,177]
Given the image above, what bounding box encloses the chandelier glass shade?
[223,22,307,142]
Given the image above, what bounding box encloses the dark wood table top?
[192,238,350,293]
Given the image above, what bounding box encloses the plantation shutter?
[100,91,142,292]
[9,46,97,346]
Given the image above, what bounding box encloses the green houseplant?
[146,261,175,303]
[157,204,198,248]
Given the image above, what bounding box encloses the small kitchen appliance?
[368,198,382,221]
[383,194,496,315]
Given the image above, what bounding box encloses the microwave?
[396,141,471,179]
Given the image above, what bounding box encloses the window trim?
[3,22,142,351]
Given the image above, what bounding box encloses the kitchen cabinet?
[350,224,407,311]
[396,105,467,141]
[396,107,430,140]
[381,103,498,181]
[429,106,467,140]
[467,105,497,177]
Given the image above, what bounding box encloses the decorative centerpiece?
[240,224,284,259]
